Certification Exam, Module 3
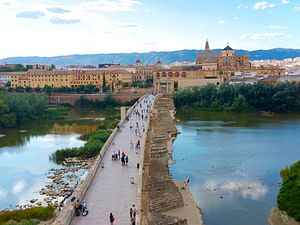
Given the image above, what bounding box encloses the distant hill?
[1,48,300,66]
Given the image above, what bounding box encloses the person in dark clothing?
[109,213,115,225]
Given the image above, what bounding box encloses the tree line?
[174,83,300,113]
[0,91,48,128]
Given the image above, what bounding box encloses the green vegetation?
[0,91,48,128]
[43,105,69,120]
[174,83,300,113]
[74,95,138,108]
[0,207,55,225]
[0,64,27,72]
[278,161,300,221]
[130,79,153,88]
[53,130,111,162]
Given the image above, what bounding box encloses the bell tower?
[205,39,210,52]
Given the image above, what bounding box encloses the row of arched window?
[156,71,186,78]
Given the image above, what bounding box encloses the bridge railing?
[53,93,151,225]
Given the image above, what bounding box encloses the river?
[171,111,300,225]
[0,108,117,210]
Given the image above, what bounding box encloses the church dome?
[223,45,233,51]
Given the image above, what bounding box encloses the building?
[154,40,285,94]
[7,69,133,90]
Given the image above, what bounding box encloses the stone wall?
[139,95,187,225]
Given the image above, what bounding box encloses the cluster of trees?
[53,130,111,162]
[74,95,138,108]
[174,83,300,113]
[123,79,153,88]
[0,64,55,72]
[0,91,48,128]
[7,85,103,94]
[278,161,300,221]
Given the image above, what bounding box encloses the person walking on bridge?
[109,212,115,225]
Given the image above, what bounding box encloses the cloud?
[47,7,71,14]
[50,17,80,24]
[241,32,287,39]
[233,17,239,20]
[203,180,268,200]
[12,180,26,194]
[112,23,139,28]
[294,6,300,11]
[220,181,268,200]
[77,0,141,13]
[217,20,225,24]
[16,10,45,19]
[268,25,288,29]
[282,0,289,4]
[253,1,276,10]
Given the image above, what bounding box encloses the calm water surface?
[0,108,116,210]
[171,111,300,225]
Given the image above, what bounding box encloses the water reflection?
[171,112,300,225]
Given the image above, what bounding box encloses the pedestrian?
[118,150,120,160]
[130,207,133,219]
[109,212,115,225]
[125,155,129,166]
[132,204,137,218]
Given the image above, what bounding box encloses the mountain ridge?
[1,48,300,66]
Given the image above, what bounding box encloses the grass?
[0,207,55,225]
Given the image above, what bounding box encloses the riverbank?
[269,208,300,225]
[163,181,204,225]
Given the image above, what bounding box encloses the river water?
[0,108,116,210]
[171,111,300,225]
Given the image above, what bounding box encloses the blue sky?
[0,0,299,58]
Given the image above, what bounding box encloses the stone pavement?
[71,94,154,225]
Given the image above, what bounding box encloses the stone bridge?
[52,94,203,225]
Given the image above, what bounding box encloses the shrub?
[277,161,300,221]
[53,130,111,162]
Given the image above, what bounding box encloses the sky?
[0,0,299,58]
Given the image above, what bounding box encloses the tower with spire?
[205,39,210,52]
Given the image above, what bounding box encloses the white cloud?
[233,17,239,20]
[282,0,289,4]
[217,20,225,24]
[294,6,300,11]
[220,181,268,200]
[253,1,276,10]
[74,0,141,13]
[12,180,26,194]
[268,25,288,29]
[241,32,287,39]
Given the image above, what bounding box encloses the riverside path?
[71,94,155,225]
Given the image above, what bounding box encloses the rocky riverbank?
[269,208,300,225]
[3,157,95,211]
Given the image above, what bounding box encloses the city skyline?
[0,0,299,58]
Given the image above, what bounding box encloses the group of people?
[108,94,154,225]
[109,204,137,225]
[112,150,129,166]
